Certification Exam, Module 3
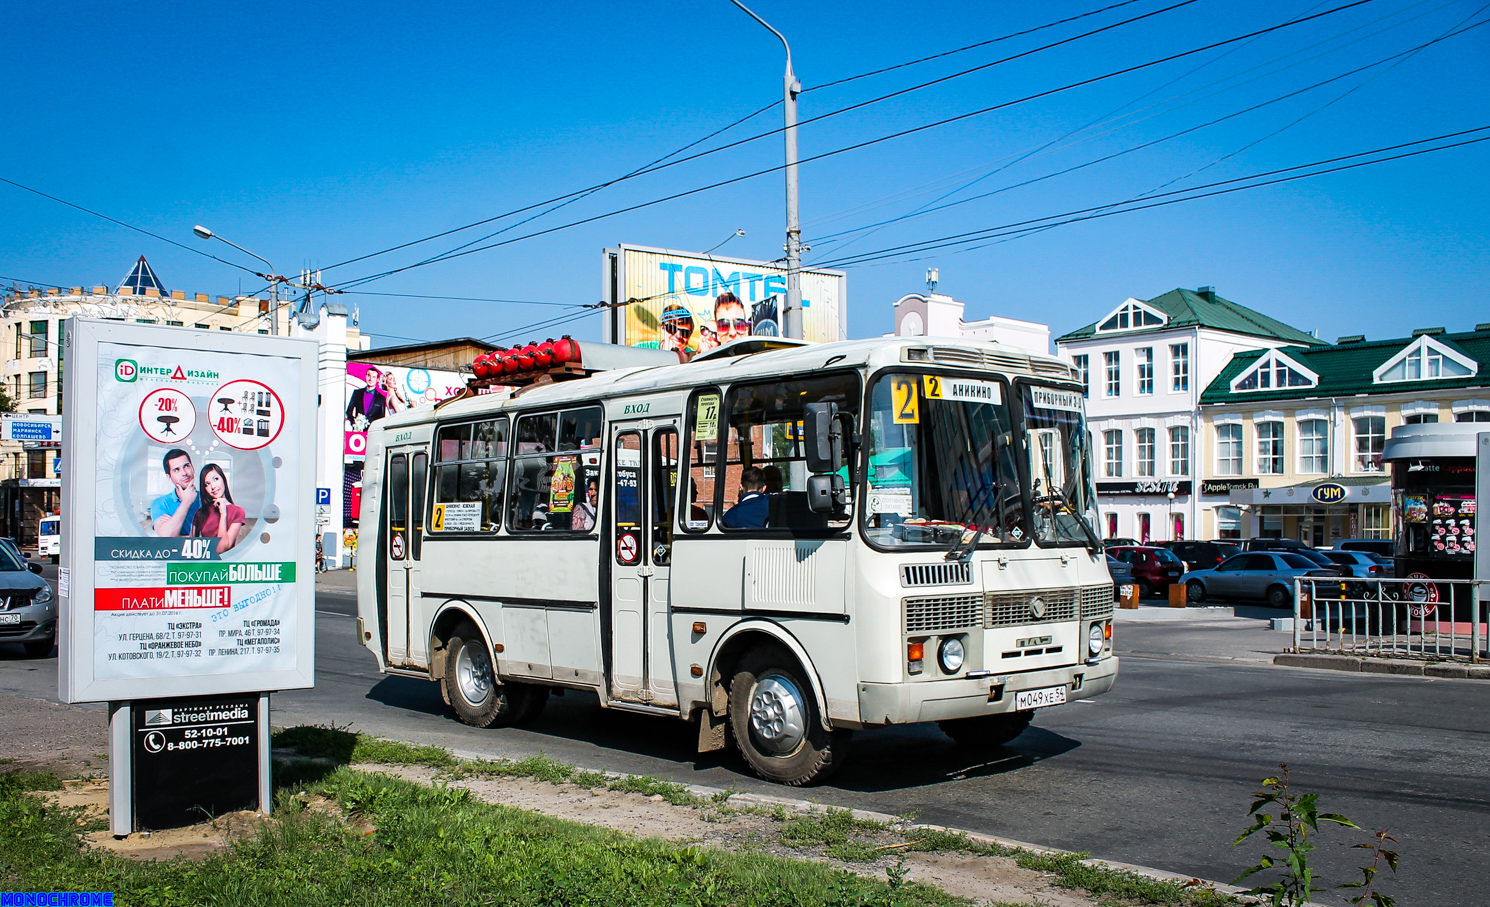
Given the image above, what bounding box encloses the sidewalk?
[314,568,357,593]
[1114,601,1290,665]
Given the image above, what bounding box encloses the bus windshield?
[862,373,1025,549]
[1021,384,1101,549]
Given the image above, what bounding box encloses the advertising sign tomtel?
[59,319,318,702]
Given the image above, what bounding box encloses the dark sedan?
[0,542,55,657]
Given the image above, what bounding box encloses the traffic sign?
[316,487,331,506]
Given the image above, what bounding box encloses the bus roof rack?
[690,337,813,362]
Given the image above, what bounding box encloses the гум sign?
[1311,482,1348,504]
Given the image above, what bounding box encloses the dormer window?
[1230,349,1318,392]
[1097,299,1166,332]
[1373,335,1477,384]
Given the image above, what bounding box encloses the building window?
[1103,429,1123,477]
[28,372,46,399]
[1457,410,1490,422]
[1404,413,1438,424]
[1216,423,1242,476]
[1374,336,1476,383]
[1232,350,1317,391]
[1137,512,1151,544]
[1216,506,1242,540]
[1171,343,1189,391]
[1169,426,1190,475]
[1136,347,1153,395]
[1297,419,1328,475]
[166,320,184,327]
[1072,355,1089,397]
[1105,513,1118,538]
[1352,416,1385,472]
[1097,300,1166,332]
[1135,427,1156,477]
[1362,504,1390,538]
[1256,422,1284,475]
[26,450,47,478]
[28,321,47,357]
[1172,512,1185,540]
[1104,351,1121,397]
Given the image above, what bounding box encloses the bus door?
[384,445,429,667]
[609,420,680,708]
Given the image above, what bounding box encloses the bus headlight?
[938,636,966,674]
[1088,624,1105,657]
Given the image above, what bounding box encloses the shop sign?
[1096,480,1192,495]
[1201,479,1259,495]
[1310,482,1348,504]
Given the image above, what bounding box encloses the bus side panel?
[356,442,388,670]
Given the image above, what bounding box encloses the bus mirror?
[803,402,840,474]
[806,473,845,514]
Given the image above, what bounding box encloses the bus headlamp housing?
[938,636,966,674]
[1087,623,1105,657]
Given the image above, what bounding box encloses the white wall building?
[891,292,1051,356]
[1054,287,1322,544]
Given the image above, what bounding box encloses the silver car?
[1181,551,1336,608]
[0,541,55,657]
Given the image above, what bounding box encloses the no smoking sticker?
[616,533,638,563]
[390,534,406,560]
[139,388,197,443]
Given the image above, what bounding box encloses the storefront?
[1095,479,1192,542]
[1226,478,1391,545]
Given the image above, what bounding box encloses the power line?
[0,176,263,276]
[809,126,1490,267]
[326,0,1379,291]
[340,290,587,308]
[318,0,1202,280]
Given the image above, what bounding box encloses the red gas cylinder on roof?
[501,350,520,374]
[516,343,536,370]
[534,340,554,369]
[473,352,493,379]
[551,335,577,366]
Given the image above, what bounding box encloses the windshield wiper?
[1034,456,1101,555]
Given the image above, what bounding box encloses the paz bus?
[355,337,1118,785]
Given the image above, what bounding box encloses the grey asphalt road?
[3,573,1484,906]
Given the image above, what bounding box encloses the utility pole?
[730,0,803,339]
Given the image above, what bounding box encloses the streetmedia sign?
[58,319,316,832]
[602,244,846,356]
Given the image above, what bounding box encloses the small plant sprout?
[1339,829,1399,907]
[1233,763,1360,907]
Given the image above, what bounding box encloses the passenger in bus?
[722,466,770,529]
[571,477,598,531]
[761,465,784,494]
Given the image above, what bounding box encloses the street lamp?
[193,225,281,335]
[728,0,803,340]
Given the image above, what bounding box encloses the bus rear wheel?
[938,710,1033,748]
[442,621,536,729]
[728,647,850,786]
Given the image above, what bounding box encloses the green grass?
[0,767,961,907]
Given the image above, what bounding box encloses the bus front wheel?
[728,647,850,786]
[939,710,1033,748]
[442,621,537,729]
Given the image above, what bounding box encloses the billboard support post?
[60,319,316,834]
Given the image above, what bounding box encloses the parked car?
[0,537,42,575]
[1107,545,1186,598]
[1335,538,1393,557]
[1103,537,1139,549]
[0,540,55,657]
[1106,554,1135,598]
[1181,551,1342,608]
[1159,540,1239,572]
[1240,537,1313,552]
[1319,550,1391,578]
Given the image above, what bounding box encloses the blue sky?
[2,0,1486,349]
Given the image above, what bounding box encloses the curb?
[1273,652,1490,679]
[445,745,1249,899]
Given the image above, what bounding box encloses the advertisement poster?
[606,245,845,356]
[61,320,317,703]
[344,361,466,461]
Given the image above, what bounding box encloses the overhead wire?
[323,0,1378,292]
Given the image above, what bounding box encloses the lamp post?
[193,225,281,335]
[1167,491,1177,540]
[728,0,803,340]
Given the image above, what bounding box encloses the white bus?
[38,514,60,563]
[356,337,1117,785]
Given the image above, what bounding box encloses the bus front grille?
[900,562,973,587]
[904,594,984,634]
[1080,585,1115,621]
[985,589,1078,628]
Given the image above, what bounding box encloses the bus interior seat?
[768,492,829,529]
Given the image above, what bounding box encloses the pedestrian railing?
[1293,577,1486,663]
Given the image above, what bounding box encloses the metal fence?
[1292,577,1486,662]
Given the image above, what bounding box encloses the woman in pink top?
[192,464,247,553]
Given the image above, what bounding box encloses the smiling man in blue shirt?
[151,448,200,537]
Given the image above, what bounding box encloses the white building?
[1054,287,1322,544]
[891,292,1051,356]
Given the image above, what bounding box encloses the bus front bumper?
[854,657,1118,728]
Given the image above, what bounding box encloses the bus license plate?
[1015,685,1067,710]
[0,613,20,625]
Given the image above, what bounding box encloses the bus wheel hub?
[456,643,493,703]
[749,676,806,754]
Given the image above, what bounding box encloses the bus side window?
[410,452,427,559]
[652,428,678,563]
[684,390,721,532]
[388,453,408,559]
[432,417,509,533]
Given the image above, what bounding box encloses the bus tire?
[938,710,1033,748]
[728,646,850,786]
[442,621,532,729]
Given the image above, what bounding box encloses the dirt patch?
[0,693,107,779]
[355,763,1104,907]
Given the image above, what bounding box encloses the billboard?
[344,361,466,461]
[59,319,317,703]
[604,244,846,357]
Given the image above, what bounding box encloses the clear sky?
[2,0,1486,349]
